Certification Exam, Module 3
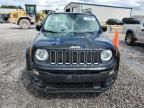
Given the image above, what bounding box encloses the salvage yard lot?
[0,23,144,108]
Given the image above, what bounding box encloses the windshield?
[43,14,100,33]
[115,19,122,23]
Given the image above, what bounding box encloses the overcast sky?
[0,0,144,11]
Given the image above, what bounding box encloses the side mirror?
[36,24,41,31]
[101,26,107,32]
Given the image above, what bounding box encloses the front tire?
[125,33,135,46]
[19,19,31,29]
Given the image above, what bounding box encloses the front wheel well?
[126,30,137,40]
[126,30,133,35]
[17,17,31,25]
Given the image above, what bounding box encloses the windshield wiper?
[47,30,59,33]
[44,30,59,33]
[69,31,96,34]
[46,30,68,33]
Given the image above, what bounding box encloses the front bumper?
[28,69,118,93]
[26,48,120,93]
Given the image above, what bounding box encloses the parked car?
[106,19,124,25]
[122,17,140,24]
[0,14,4,23]
[3,14,9,22]
[123,19,144,45]
[26,12,120,93]
[0,14,9,23]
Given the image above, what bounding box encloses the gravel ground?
[0,23,144,108]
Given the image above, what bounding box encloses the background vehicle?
[0,14,4,23]
[9,4,52,29]
[122,17,140,24]
[35,10,54,24]
[123,18,144,45]
[9,4,36,29]
[3,14,9,22]
[0,14,9,23]
[106,19,124,25]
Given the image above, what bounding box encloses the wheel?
[125,33,135,46]
[19,19,31,29]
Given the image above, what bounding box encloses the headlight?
[101,50,112,62]
[35,49,48,61]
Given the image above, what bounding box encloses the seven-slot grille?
[47,49,99,65]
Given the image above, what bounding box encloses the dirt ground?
[0,23,144,108]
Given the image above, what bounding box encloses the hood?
[33,32,114,49]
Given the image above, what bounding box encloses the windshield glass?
[43,14,100,33]
[115,19,122,23]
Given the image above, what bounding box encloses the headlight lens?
[35,49,48,61]
[101,50,112,62]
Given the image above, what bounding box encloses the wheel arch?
[17,17,31,25]
[26,47,33,71]
[126,30,136,39]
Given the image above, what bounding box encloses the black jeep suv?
[26,12,120,93]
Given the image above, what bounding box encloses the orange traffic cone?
[113,31,119,48]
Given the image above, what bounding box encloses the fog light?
[33,70,39,75]
[109,71,114,75]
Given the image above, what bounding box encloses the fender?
[26,48,33,71]
[17,17,31,25]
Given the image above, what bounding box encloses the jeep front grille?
[47,49,99,65]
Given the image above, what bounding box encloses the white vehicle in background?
[123,18,144,45]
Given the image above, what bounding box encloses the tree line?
[0,5,23,9]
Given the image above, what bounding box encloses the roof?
[50,12,94,15]
[64,2,132,10]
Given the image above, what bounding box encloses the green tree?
[0,5,23,9]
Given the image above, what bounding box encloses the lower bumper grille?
[46,83,100,89]
[48,49,99,65]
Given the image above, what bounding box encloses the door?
[72,7,79,12]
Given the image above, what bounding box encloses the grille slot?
[57,50,63,64]
[86,51,92,64]
[79,51,85,64]
[72,51,78,64]
[48,49,99,65]
[65,51,71,64]
[93,51,99,64]
[50,50,56,64]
